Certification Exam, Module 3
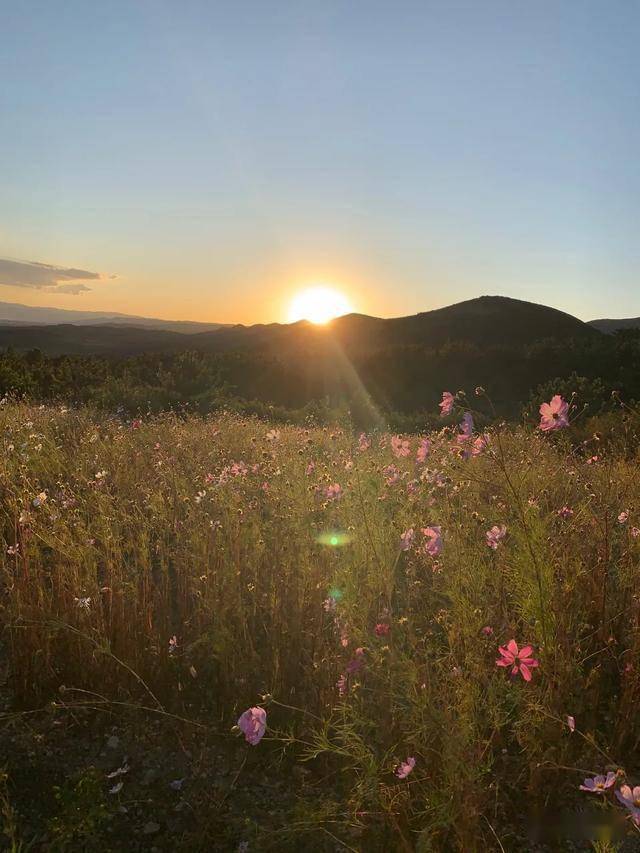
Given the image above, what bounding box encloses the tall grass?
[1,400,639,849]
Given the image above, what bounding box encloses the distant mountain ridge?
[588,317,640,333]
[0,300,225,334]
[0,295,599,357]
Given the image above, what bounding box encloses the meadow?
[1,393,640,851]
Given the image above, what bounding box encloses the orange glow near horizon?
[287,286,353,324]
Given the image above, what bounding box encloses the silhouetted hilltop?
[589,317,640,333]
[0,296,598,357]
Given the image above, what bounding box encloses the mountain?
[0,300,225,334]
[589,317,640,333]
[0,295,598,357]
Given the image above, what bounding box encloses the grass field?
[1,396,640,851]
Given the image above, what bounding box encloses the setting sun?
[287,286,353,325]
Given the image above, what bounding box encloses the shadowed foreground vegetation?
[1,398,640,851]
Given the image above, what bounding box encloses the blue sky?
[1,0,639,322]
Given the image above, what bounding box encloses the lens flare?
[316,530,352,548]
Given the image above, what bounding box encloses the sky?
[1,0,640,323]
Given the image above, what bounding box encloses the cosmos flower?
[358,433,371,452]
[616,784,640,825]
[457,412,474,443]
[557,506,574,519]
[486,525,507,549]
[237,707,267,746]
[439,391,454,417]
[383,465,401,486]
[496,639,539,682]
[579,772,616,793]
[391,435,411,458]
[416,438,430,463]
[421,526,443,557]
[325,483,343,501]
[481,626,494,637]
[539,395,569,431]
[395,756,416,779]
[618,510,629,524]
[374,623,390,637]
[567,715,576,732]
[471,434,489,457]
[400,528,415,551]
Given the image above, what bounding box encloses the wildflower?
[323,596,337,612]
[616,784,640,825]
[471,434,489,457]
[567,715,576,733]
[374,623,390,637]
[481,626,494,637]
[265,429,280,442]
[131,419,142,429]
[74,596,92,611]
[439,391,454,417]
[237,707,267,746]
[346,647,365,674]
[486,524,507,549]
[106,762,130,778]
[168,635,178,655]
[539,395,569,431]
[631,527,640,538]
[416,438,430,463]
[6,544,19,556]
[395,756,416,779]
[496,639,539,682]
[399,528,415,551]
[421,526,443,557]
[325,483,343,501]
[358,433,371,452]
[383,464,401,486]
[557,506,574,519]
[305,462,315,475]
[391,435,411,458]
[109,781,124,795]
[579,772,616,793]
[32,491,47,508]
[336,673,348,696]
[457,412,474,443]
[618,510,629,524]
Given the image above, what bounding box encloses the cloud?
[0,258,114,294]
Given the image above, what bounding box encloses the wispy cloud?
[0,258,114,294]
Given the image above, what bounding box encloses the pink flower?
[391,435,411,458]
[618,510,629,524]
[496,639,539,681]
[306,462,315,476]
[557,506,573,519]
[471,434,489,457]
[346,647,365,674]
[439,391,454,417]
[481,626,494,637]
[486,524,507,550]
[615,784,640,824]
[383,464,401,486]
[237,707,267,745]
[416,438,430,463]
[325,483,343,501]
[539,395,569,431]
[421,526,443,557]
[131,419,142,429]
[358,433,371,452]
[400,528,415,551]
[567,715,576,732]
[396,756,416,779]
[631,527,640,538]
[580,772,616,793]
[374,623,390,637]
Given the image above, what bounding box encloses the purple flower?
[580,772,616,793]
[325,483,343,501]
[616,784,640,825]
[421,526,443,557]
[396,756,416,779]
[457,412,474,443]
[416,438,430,463]
[391,435,411,458]
[237,707,267,746]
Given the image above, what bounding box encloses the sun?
[287,286,352,325]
